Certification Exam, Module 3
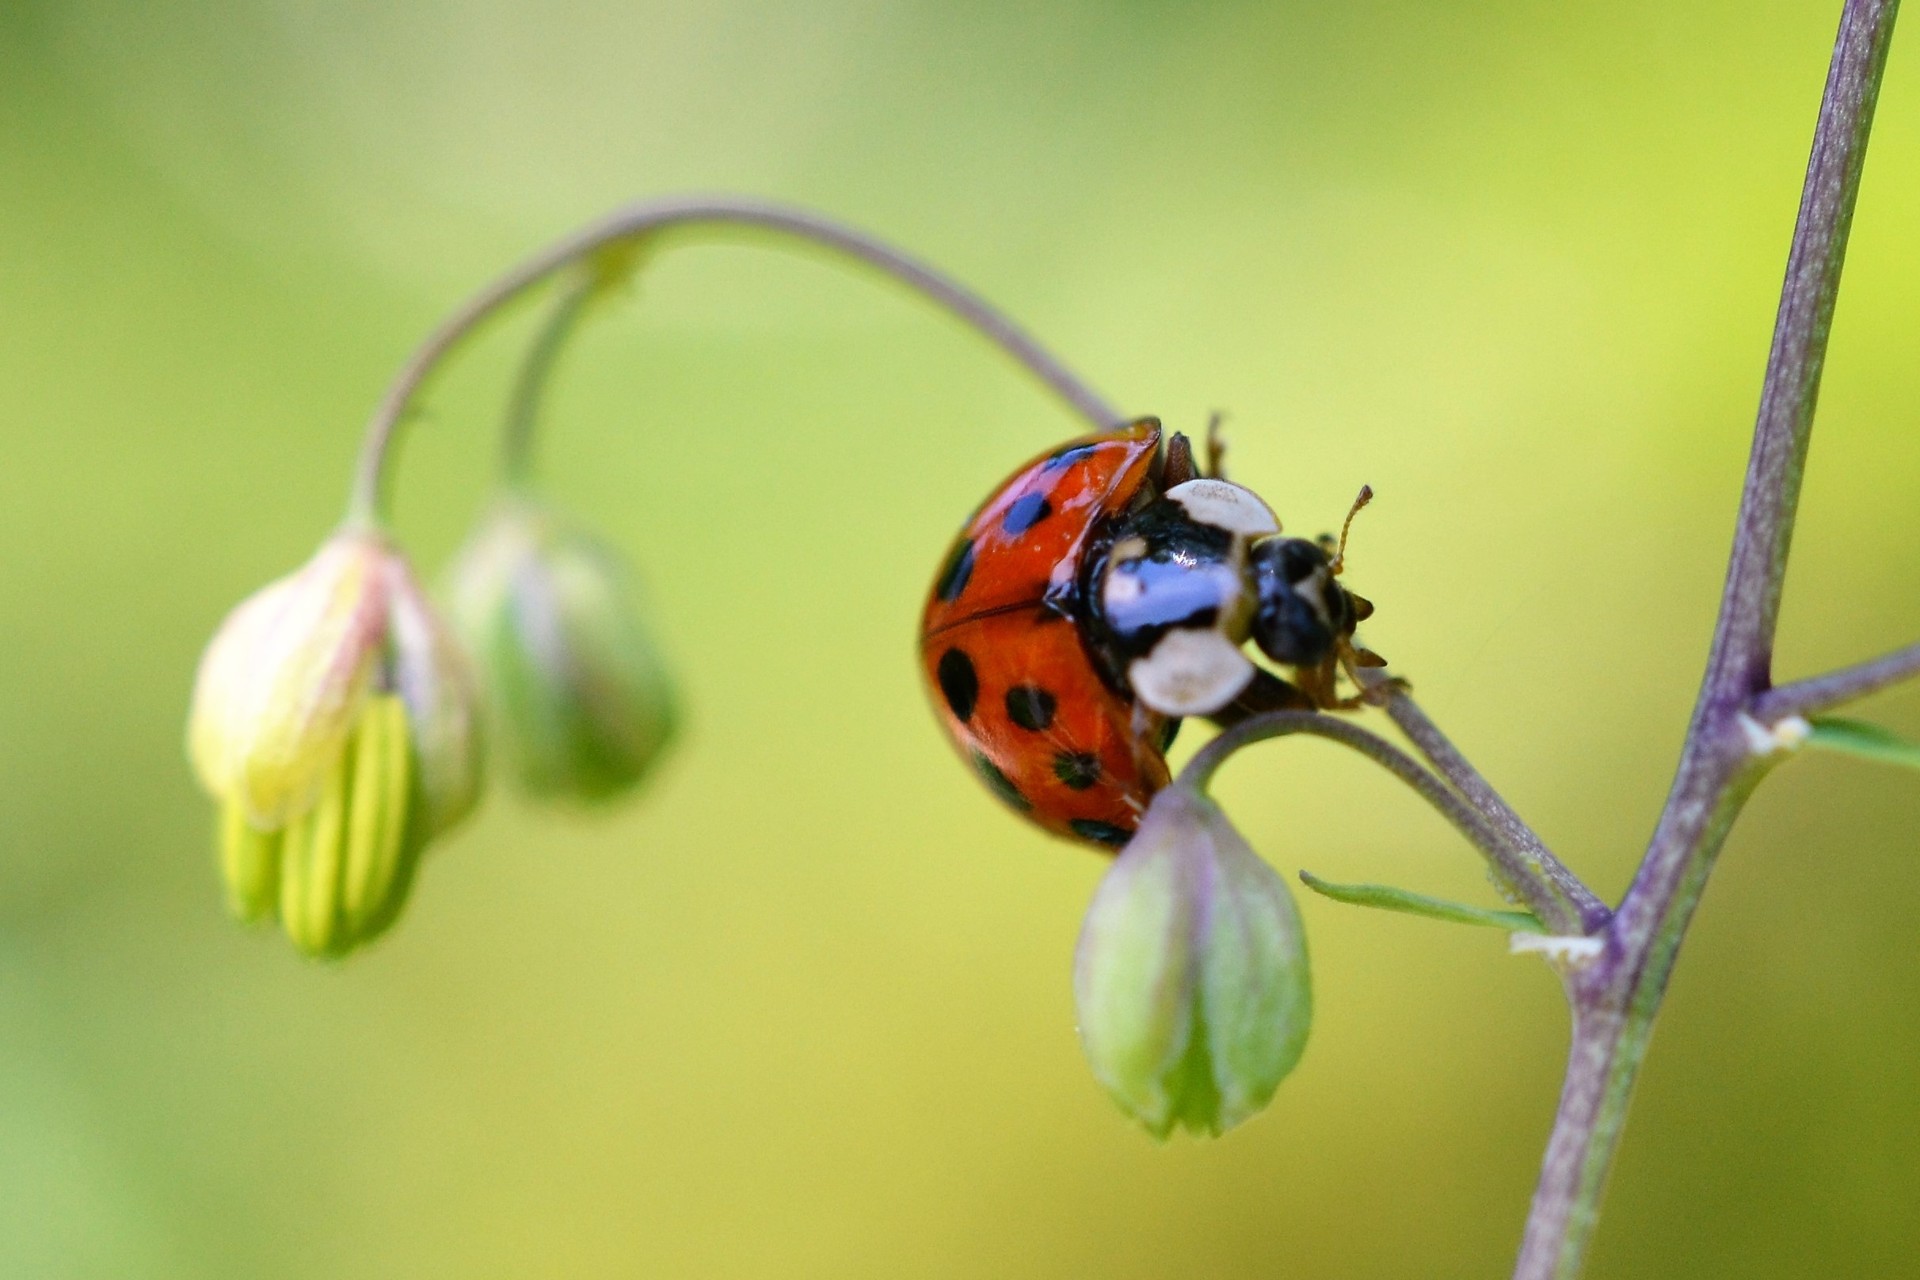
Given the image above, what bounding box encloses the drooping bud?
[188,529,484,958]
[447,496,676,804]
[1073,787,1312,1138]
[188,532,389,828]
[386,559,484,837]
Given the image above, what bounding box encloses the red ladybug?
[919,417,1379,850]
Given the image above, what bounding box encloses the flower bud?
[447,497,676,804]
[386,561,484,838]
[188,533,389,828]
[1073,787,1312,1138]
[188,530,483,957]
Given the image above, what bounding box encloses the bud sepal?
[1073,786,1312,1138]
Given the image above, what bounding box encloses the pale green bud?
[447,496,676,804]
[189,531,484,957]
[1073,788,1312,1138]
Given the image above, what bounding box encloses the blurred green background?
[3,1,1917,1276]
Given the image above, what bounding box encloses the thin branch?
[1360,675,1610,932]
[346,195,1123,523]
[1752,637,1920,721]
[1612,0,1898,998]
[1515,4,1900,1277]
[1689,0,1900,706]
[1181,712,1587,934]
[499,267,600,486]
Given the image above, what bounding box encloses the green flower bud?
[447,496,676,804]
[1073,787,1312,1138]
[189,530,483,958]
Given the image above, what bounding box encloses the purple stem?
[1180,711,1586,931]
[1512,3,1900,1277]
[1375,686,1611,932]
[1752,636,1920,721]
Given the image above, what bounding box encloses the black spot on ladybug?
[1052,752,1101,790]
[1000,492,1053,535]
[972,751,1031,812]
[1042,443,1097,472]
[1070,818,1133,848]
[935,537,975,602]
[937,648,979,723]
[1004,685,1057,732]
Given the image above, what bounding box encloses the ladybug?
[920,416,1383,850]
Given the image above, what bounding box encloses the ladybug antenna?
[1205,411,1229,479]
[1330,484,1373,576]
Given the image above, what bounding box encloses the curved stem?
[345,196,1123,524]
[1514,3,1898,1276]
[1181,713,1584,933]
[1359,673,1610,932]
[499,267,599,486]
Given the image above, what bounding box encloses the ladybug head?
[1247,535,1355,669]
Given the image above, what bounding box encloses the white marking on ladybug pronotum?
[1128,627,1256,716]
[1165,479,1281,538]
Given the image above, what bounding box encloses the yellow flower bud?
[188,530,483,958]
[189,533,388,827]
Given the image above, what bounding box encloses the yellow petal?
[188,573,298,798]
[217,533,393,827]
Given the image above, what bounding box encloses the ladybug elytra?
[920,417,1382,850]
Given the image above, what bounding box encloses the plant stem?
[1367,679,1610,932]
[1694,3,1899,703]
[1513,3,1899,1276]
[1182,712,1590,933]
[1514,749,1766,1280]
[345,195,1123,525]
[499,267,599,486]
[1752,636,1920,721]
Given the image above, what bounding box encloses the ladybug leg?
[1285,646,1383,713]
[1335,637,1408,707]
[1206,668,1314,728]
[1205,412,1228,479]
[1298,657,1348,710]
[1163,433,1199,488]
[1317,677,1374,714]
